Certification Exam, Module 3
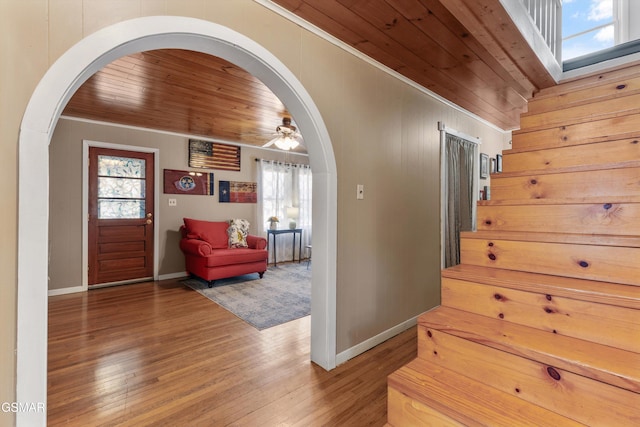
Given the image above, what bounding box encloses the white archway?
[18,16,337,426]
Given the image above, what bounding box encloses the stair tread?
[388,358,586,427]
[418,306,640,393]
[442,264,640,310]
[460,230,640,248]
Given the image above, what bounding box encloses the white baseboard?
[158,271,188,281]
[335,314,420,367]
[48,285,85,296]
[47,272,187,296]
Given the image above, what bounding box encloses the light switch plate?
[168,198,177,206]
[357,184,364,200]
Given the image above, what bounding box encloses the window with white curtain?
[257,160,312,263]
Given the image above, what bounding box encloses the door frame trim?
[83,140,160,290]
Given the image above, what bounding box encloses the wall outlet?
[168,198,177,206]
[356,184,364,200]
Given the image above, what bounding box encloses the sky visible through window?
[562,0,614,61]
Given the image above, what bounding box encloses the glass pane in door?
[97,155,146,219]
[98,155,146,177]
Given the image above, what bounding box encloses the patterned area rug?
[182,262,311,330]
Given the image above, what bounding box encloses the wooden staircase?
[387,63,640,426]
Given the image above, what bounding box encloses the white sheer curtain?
[257,160,312,264]
[295,165,312,249]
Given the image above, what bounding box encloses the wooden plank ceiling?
[62,0,557,150]
[63,49,296,149]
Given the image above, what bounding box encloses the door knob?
[146,219,152,224]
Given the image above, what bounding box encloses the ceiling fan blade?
[262,137,279,148]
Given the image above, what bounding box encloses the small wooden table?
[266,228,302,266]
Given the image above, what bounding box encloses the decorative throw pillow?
[227,219,250,248]
[183,218,229,249]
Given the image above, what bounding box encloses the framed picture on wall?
[188,139,241,171]
[219,180,258,203]
[496,154,503,173]
[480,153,489,179]
[163,169,214,195]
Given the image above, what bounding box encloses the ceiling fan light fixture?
[274,135,299,150]
[270,117,301,150]
[262,117,303,150]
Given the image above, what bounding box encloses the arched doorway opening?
[18,16,337,426]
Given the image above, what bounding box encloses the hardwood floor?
[48,277,417,426]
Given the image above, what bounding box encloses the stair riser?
[417,326,640,426]
[520,93,640,132]
[460,237,640,286]
[531,63,640,104]
[512,113,640,151]
[389,360,585,427]
[387,387,464,427]
[489,168,640,201]
[477,203,640,235]
[503,138,640,174]
[442,265,640,309]
[526,76,640,115]
[441,277,640,353]
[417,307,639,393]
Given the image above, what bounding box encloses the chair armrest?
[247,235,267,250]
[179,238,213,256]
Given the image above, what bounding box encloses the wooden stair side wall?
[388,62,640,426]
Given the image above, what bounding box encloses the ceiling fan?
[262,117,303,150]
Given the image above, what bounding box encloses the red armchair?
[179,218,268,288]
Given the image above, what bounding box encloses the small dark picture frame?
[480,153,489,179]
[496,154,503,173]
